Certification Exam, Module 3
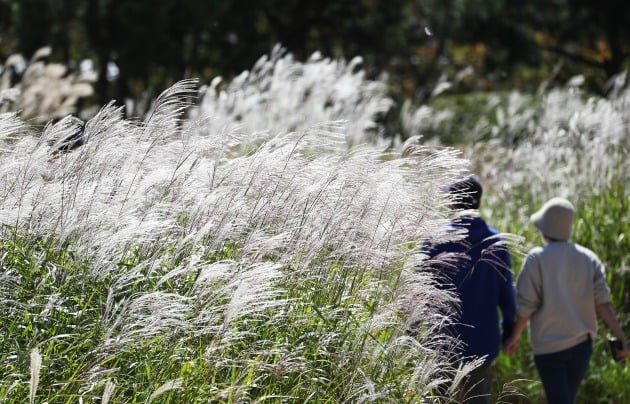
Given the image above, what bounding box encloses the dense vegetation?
[1,54,471,402]
[1,1,629,400]
[1,46,628,402]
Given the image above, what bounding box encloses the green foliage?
[403,90,539,145]
[0,225,428,402]
[0,230,109,401]
[421,92,499,145]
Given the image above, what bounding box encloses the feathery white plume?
[29,348,42,404]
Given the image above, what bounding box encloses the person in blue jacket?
[424,176,516,403]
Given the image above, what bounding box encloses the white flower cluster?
[0,51,471,400]
[477,82,629,210]
[190,45,393,148]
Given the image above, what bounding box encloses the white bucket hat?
[531,197,575,241]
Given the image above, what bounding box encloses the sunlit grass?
[1,54,470,401]
[2,47,629,402]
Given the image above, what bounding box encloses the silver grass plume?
[0,63,471,400]
[447,357,487,399]
[189,45,392,148]
[147,378,183,402]
[143,79,198,139]
[29,347,42,404]
[101,379,116,404]
[1,47,94,123]
[401,77,628,243]
[1,380,20,401]
[223,262,284,325]
[470,84,630,237]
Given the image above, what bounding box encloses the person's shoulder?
[527,245,544,256]
[523,246,544,263]
[573,243,602,262]
[475,217,505,241]
[573,242,594,254]
[485,223,501,236]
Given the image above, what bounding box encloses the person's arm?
[504,252,540,355]
[503,314,529,354]
[596,302,629,362]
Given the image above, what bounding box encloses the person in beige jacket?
[504,197,628,404]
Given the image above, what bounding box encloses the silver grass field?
[1,48,629,402]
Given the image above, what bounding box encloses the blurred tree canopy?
[1,0,629,108]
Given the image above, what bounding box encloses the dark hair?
[449,176,483,210]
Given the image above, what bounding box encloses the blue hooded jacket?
[425,216,516,364]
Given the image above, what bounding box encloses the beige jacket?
[516,241,610,355]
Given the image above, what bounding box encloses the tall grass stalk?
[28,348,41,404]
[0,50,474,401]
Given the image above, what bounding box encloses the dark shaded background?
[1,0,629,107]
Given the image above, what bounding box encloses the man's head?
[531,197,574,241]
[448,176,483,210]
